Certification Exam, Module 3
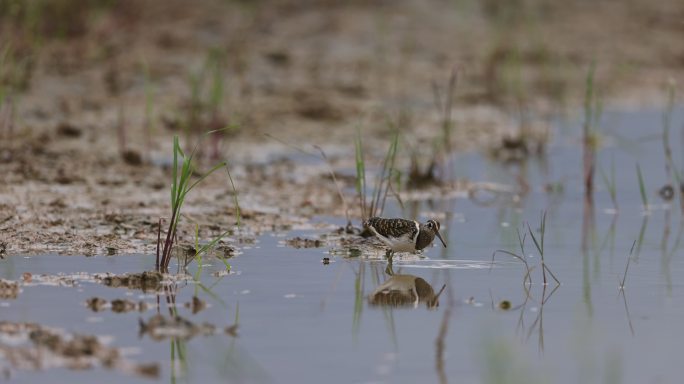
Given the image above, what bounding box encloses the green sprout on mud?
[635,163,648,210]
[431,67,458,153]
[355,126,401,226]
[142,58,155,156]
[582,62,601,202]
[354,126,368,220]
[156,135,234,272]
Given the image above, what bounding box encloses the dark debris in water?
[0,321,159,378]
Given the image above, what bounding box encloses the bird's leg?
[385,262,395,276]
[385,249,393,262]
[412,286,419,308]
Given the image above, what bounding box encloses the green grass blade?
[195,229,232,258]
[636,163,648,208]
[171,136,180,207]
[354,127,366,218]
[185,161,227,195]
[583,62,596,136]
[527,223,542,256]
[540,211,546,255]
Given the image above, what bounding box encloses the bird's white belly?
[369,225,418,253]
[389,240,417,253]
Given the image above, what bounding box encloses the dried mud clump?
[0,321,159,378]
[99,271,163,292]
[284,237,324,249]
[0,279,19,299]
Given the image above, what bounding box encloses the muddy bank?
[1,0,683,255]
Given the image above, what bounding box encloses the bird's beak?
[435,230,447,248]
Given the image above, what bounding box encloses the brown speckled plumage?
[364,217,446,255]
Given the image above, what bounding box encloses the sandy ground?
[0,0,683,255]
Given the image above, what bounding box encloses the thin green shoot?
[583,62,596,137]
[354,126,367,220]
[185,227,232,270]
[314,145,352,227]
[225,167,241,228]
[370,126,400,217]
[619,240,636,290]
[599,157,618,211]
[636,163,648,210]
[431,67,458,153]
[490,228,532,292]
[582,62,599,202]
[142,57,154,156]
[356,124,401,224]
[207,48,225,121]
[527,211,560,286]
[260,133,351,227]
[194,223,201,276]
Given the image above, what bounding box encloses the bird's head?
[425,219,447,248]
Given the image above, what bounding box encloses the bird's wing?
[367,217,419,239]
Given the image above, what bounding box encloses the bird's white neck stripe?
[413,220,420,242]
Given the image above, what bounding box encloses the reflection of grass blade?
[491,249,532,289]
[314,145,352,225]
[527,212,558,285]
[620,240,636,289]
[635,215,648,259]
[352,264,364,339]
[599,158,618,210]
[636,163,648,209]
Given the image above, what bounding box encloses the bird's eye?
[427,222,433,229]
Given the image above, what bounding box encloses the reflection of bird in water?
[364,217,447,262]
[368,274,446,309]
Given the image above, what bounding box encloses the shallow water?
[2,107,684,383]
